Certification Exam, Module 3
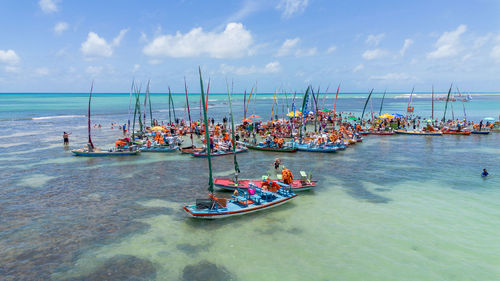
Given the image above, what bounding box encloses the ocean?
[0,92,499,280]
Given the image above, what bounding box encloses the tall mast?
[226,79,240,176]
[431,85,434,120]
[333,83,341,120]
[379,89,386,116]
[199,67,214,194]
[88,81,94,149]
[127,80,134,132]
[299,86,311,142]
[147,80,153,126]
[184,77,193,146]
[442,84,453,122]
[361,88,374,123]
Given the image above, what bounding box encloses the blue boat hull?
[139,146,179,152]
[71,150,140,157]
[191,148,248,157]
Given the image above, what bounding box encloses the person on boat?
[282,166,293,185]
[482,169,488,177]
[63,132,71,145]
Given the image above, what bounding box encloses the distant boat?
[395,129,442,136]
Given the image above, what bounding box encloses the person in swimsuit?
[481,169,488,177]
[63,132,71,145]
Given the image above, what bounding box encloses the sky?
[1,0,500,93]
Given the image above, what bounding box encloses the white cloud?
[35,67,50,75]
[0,49,20,65]
[277,37,300,56]
[353,64,364,72]
[362,49,388,60]
[220,61,281,75]
[296,47,317,57]
[81,29,128,58]
[85,66,103,76]
[4,66,20,73]
[276,0,309,18]
[39,0,59,14]
[365,33,385,46]
[370,72,415,81]
[427,24,467,59]
[399,39,413,56]
[54,22,69,35]
[326,45,337,54]
[133,64,140,72]
[143,22,253,59]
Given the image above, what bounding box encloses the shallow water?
[0,93,499,280]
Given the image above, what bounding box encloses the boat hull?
[139,146,178,152]
[244,143,298,152]
[191,148,248,157]
[394,130,442,136]
[71,150,140,157]
[471,131,490,135]
[183,194,296,219]
[296,144,339,152]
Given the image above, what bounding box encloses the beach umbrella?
[379,113,394,119]
[248,114,260,119]
[425,119,433,123]
[242,119,251,122]
[347,116,358,121]
[321,108,331,112]
[286,111,302,117]
[151,126,164,131]
[393,113,403,117]
[484,117,495,121]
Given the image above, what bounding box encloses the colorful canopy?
[247,114,260,119]
[151,126,165,131]
[347,116,358,121]
[379,113,394,119]
[393,113,404,117]
[286,111,302,117]
[484,117,495,121]
[321,108,331,112]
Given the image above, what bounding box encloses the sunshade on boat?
[286,111,302,117]
[378,113,394,119]
[151,126,165,131]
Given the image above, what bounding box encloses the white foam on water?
[32,115,86,120]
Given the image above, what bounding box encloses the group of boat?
[68,75,498,219]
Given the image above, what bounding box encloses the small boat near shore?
[471,131,490,135]
[296,144,339,152]
[191,147,248,157]
[179,145,203,154]
[242,142,298,153]
[139,146,178,152]
[395,129,443,136]
[441,129,471,135]
[72,148,140,156]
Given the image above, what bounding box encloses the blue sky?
[1,0,500,92]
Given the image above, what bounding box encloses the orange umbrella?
[248,114,260,119]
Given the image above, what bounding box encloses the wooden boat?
[72,148,140,157]
[369,130,394,135]
[184,68,296,219]
[180,145,203,154]
[191,147,248,157]
[471,131,490,135]
[296,143,339,152]
[183,184,297,219]
[139,145,178,152]
[441,129,471,135]
[395,129,442,136]
[243,142,298,153]
[214,177,316,192]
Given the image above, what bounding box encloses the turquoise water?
[0,93,499,280]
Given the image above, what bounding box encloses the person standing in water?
[481,169,488,177]
[63,132,71,145]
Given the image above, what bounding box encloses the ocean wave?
[32,115,86,120]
